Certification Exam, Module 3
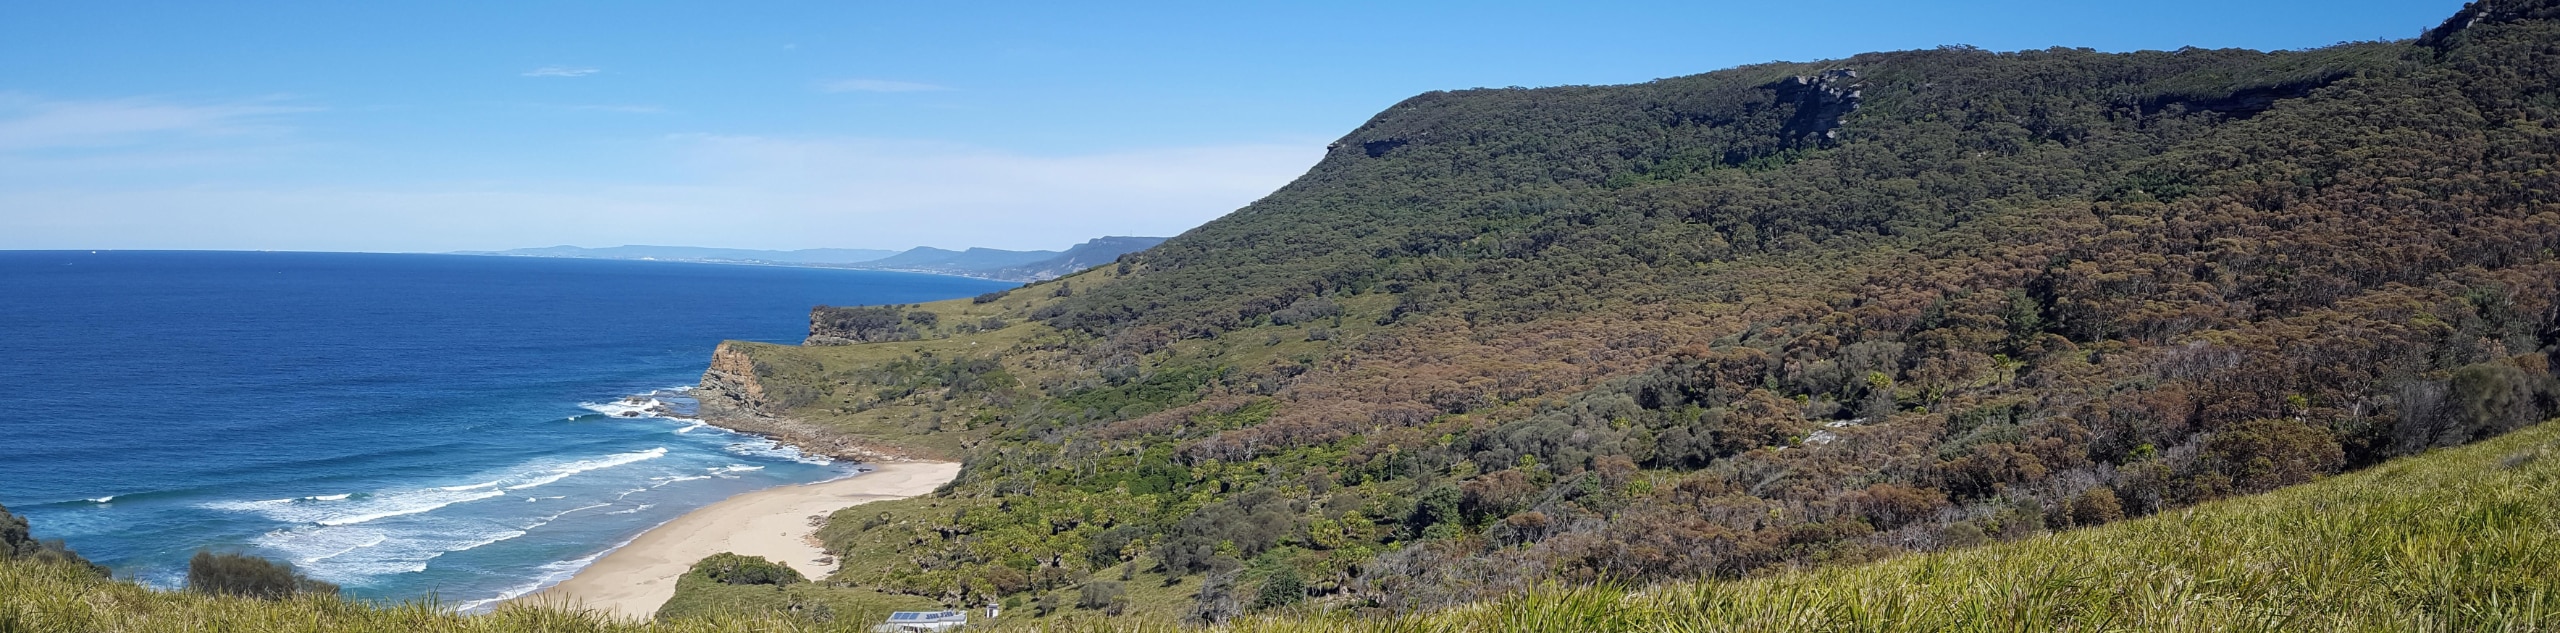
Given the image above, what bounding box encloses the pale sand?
[517,461,961,621]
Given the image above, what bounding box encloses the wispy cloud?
[817,79,949,93]
[0,135,1325,252]
[521,66,600,78]
[0,93,311,152]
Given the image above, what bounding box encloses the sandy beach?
[518,461,961,621]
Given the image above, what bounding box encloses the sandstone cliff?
[695,342,774,418]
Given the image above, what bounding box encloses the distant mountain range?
[453,236,1166,282]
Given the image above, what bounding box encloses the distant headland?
[452,236,1166,283]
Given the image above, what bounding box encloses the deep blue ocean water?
[0,251,1011,608]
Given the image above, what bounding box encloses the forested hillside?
[689,0,2560,625]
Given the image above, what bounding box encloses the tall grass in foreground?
[0,562,836,633]
[7,420,2559,632]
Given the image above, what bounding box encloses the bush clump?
[1078,580,1129,614]
[0,504,107,577]
[186,550,338,599]
[688,552,806,586]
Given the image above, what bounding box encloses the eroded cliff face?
[696,341,772,418]
[694,341,921,463]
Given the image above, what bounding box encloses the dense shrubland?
[671,2,2560,624]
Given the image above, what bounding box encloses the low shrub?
[686,553,805,586]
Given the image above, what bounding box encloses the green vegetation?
[0,504,104,578]
[185,550,339,600]
[669,1,2560,624]
[8,1,2560,630]
[8,418,2558,631]
[652,553,937,624]
[684,553,806,587]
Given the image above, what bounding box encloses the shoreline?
[512,460,961,621]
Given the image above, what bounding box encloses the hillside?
[8,418,2556,630]
[983,236,1172,282]
[676,0,2560,625]
[850,237,1170,281]
[4,1,2558,630]
[856,247,1055,270]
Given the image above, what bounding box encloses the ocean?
[0,250,1012,608]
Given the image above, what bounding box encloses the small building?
[872,610,970,632]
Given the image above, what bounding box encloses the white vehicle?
[872,610,970,632]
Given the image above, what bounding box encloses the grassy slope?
[12,418,2550,631]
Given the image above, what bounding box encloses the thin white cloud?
[817,79,949,93]
[0,93,311,152]
[0,136,1326,252]
[522,66,600,78]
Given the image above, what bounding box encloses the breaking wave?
[723,439,832,466]
[205,448,667,528]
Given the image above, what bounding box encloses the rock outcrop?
[696,342,775,417]
[1768,68,1863,143]
[694,341,921,463]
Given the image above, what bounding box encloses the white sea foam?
[439,529,528,556]
[207,448,667,528]
[87,496,113,503]
[500,447,668,491]
[604,504,654,515]
[258,522,531,584]
[448,497,699,614]
[577,399,660,418]
[316,490,507,526]
[520,503,611,531]
[578,388,694,419]
[302,533,388,564]
[449,549,611,613]
[722,439,832,466]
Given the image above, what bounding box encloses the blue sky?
[0,0,2464,252]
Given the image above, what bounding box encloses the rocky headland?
[693,341,924,464]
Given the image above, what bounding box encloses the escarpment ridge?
[667,0,2560,624]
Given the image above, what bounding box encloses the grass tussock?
[6,420,2558,633]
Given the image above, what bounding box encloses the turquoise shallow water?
[0,250,1011,608]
